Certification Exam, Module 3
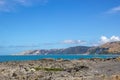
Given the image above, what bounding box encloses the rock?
[65,65,89,73]
[111,75,120,80]
[0,58,120,80]
[12,73,17,77]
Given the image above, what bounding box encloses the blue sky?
[0,0,120,54]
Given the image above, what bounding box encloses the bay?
[0,54,120,62]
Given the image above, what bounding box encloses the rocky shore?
[0,58,120,80]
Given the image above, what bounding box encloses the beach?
[0,58,120,80]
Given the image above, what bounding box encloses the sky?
[0,0,120,55]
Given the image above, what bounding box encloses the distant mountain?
[89,41,120,54]
[18,46,91,55]
[18,41,120,55]
[60,46,91,54]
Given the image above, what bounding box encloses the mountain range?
[19,41,120,55]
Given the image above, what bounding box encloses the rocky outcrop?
[0,58,120,80]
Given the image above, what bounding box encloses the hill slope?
[100,41,120,54]
[19,46,91,55]
[18,41,120,55]
[89,41,120,54]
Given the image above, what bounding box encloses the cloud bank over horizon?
[0,39,87,49]
[62,40,86,44]
[0,36,120,48]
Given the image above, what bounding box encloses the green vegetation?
[34,67,64,71]
[34,67,42,71]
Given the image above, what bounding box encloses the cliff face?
[19,41,120,55]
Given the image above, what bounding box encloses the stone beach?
[0,58,120,80]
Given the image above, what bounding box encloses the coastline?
[0,57,120,80]
[0,54,119,62]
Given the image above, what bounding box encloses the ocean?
[0,54,119,62]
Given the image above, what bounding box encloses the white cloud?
[0,0,48,12]
[62,40,86,44]
[107,6,120,14]
[100,36,120,44]
[100,36,109,43]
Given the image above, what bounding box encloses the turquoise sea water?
[0,54,120,62]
